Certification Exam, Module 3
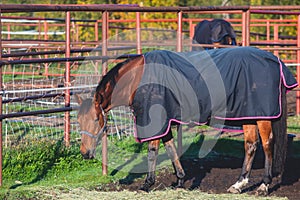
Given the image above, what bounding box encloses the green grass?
[0,135,244,199]
[1,116,299,199]
[287,115,300,134]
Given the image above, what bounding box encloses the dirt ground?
[98,91,299,200]
[102,155,300,200]
[99,91,299,200]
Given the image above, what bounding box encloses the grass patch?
[1,118,299,199]
[288,115,300,134]
[0,134,246,199]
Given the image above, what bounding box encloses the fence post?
[44,20,49,77]
[297,15,300,115]
[64,11,71,147]
[0,9,3,187]
[189,19,194,51]
[177,11,182,52]
[94,20,99,74]
[101,10,108,176]
[176,11,183,156]
[242,9,250,46]
[274,24,279,56]
[136,12,142,54]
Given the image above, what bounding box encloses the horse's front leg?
[228,124,259,194]
[164,138,185,188]
[140,139,160,192]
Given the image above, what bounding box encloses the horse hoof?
[255,183,269,196]
[138,188,148,193]
[175,184,185,190]
[227,186,241,194]
[175,179,185,189]
[139,186,150,193]
[175,187,185,191]
[255,189,268,196]
[139,182,154,193]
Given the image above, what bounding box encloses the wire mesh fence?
[2,59,136,148]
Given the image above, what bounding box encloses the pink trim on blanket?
[278,58,298,89]
[134,118,207,143]
[133,117,246,143]
[133,58,298,143]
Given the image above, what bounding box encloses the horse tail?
[271,85,288,177]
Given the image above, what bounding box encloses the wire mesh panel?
[2,57,136,148]
[3,63,66,146]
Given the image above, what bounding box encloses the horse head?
[75,94,106,159]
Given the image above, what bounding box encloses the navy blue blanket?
[192,19,237,50]
[132,47,298,142]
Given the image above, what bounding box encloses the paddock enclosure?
[0,4,300,188]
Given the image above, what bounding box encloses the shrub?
[3,139,99,184]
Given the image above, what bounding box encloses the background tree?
[1,0,300,43]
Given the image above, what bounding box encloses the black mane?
[94,55,143,106]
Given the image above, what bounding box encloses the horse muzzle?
[80,149,96,159]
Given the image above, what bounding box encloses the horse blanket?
[132,47,298,142]
[192,19,237,50]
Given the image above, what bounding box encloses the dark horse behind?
[76,47,297,195]
[192,19,237,50]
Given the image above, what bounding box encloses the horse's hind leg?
[140,139,160,192]
[228,124,259,194]
[256,120,273,196]
[163,138,185,188]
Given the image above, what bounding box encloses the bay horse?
[192,19,237,50]
[76,47,297,195]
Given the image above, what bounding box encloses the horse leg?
[256,120,273,196]
[140,139,160,192]
[228,124,259,194]
[163,138,185,188]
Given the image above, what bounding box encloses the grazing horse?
[192,19,237,50]
[76,47,297,195]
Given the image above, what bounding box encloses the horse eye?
[94,118,99,122]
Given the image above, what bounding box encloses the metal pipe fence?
[1,4,300,185]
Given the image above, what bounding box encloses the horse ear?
[75,94,83,105]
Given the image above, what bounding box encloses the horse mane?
[95,55,142,103]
